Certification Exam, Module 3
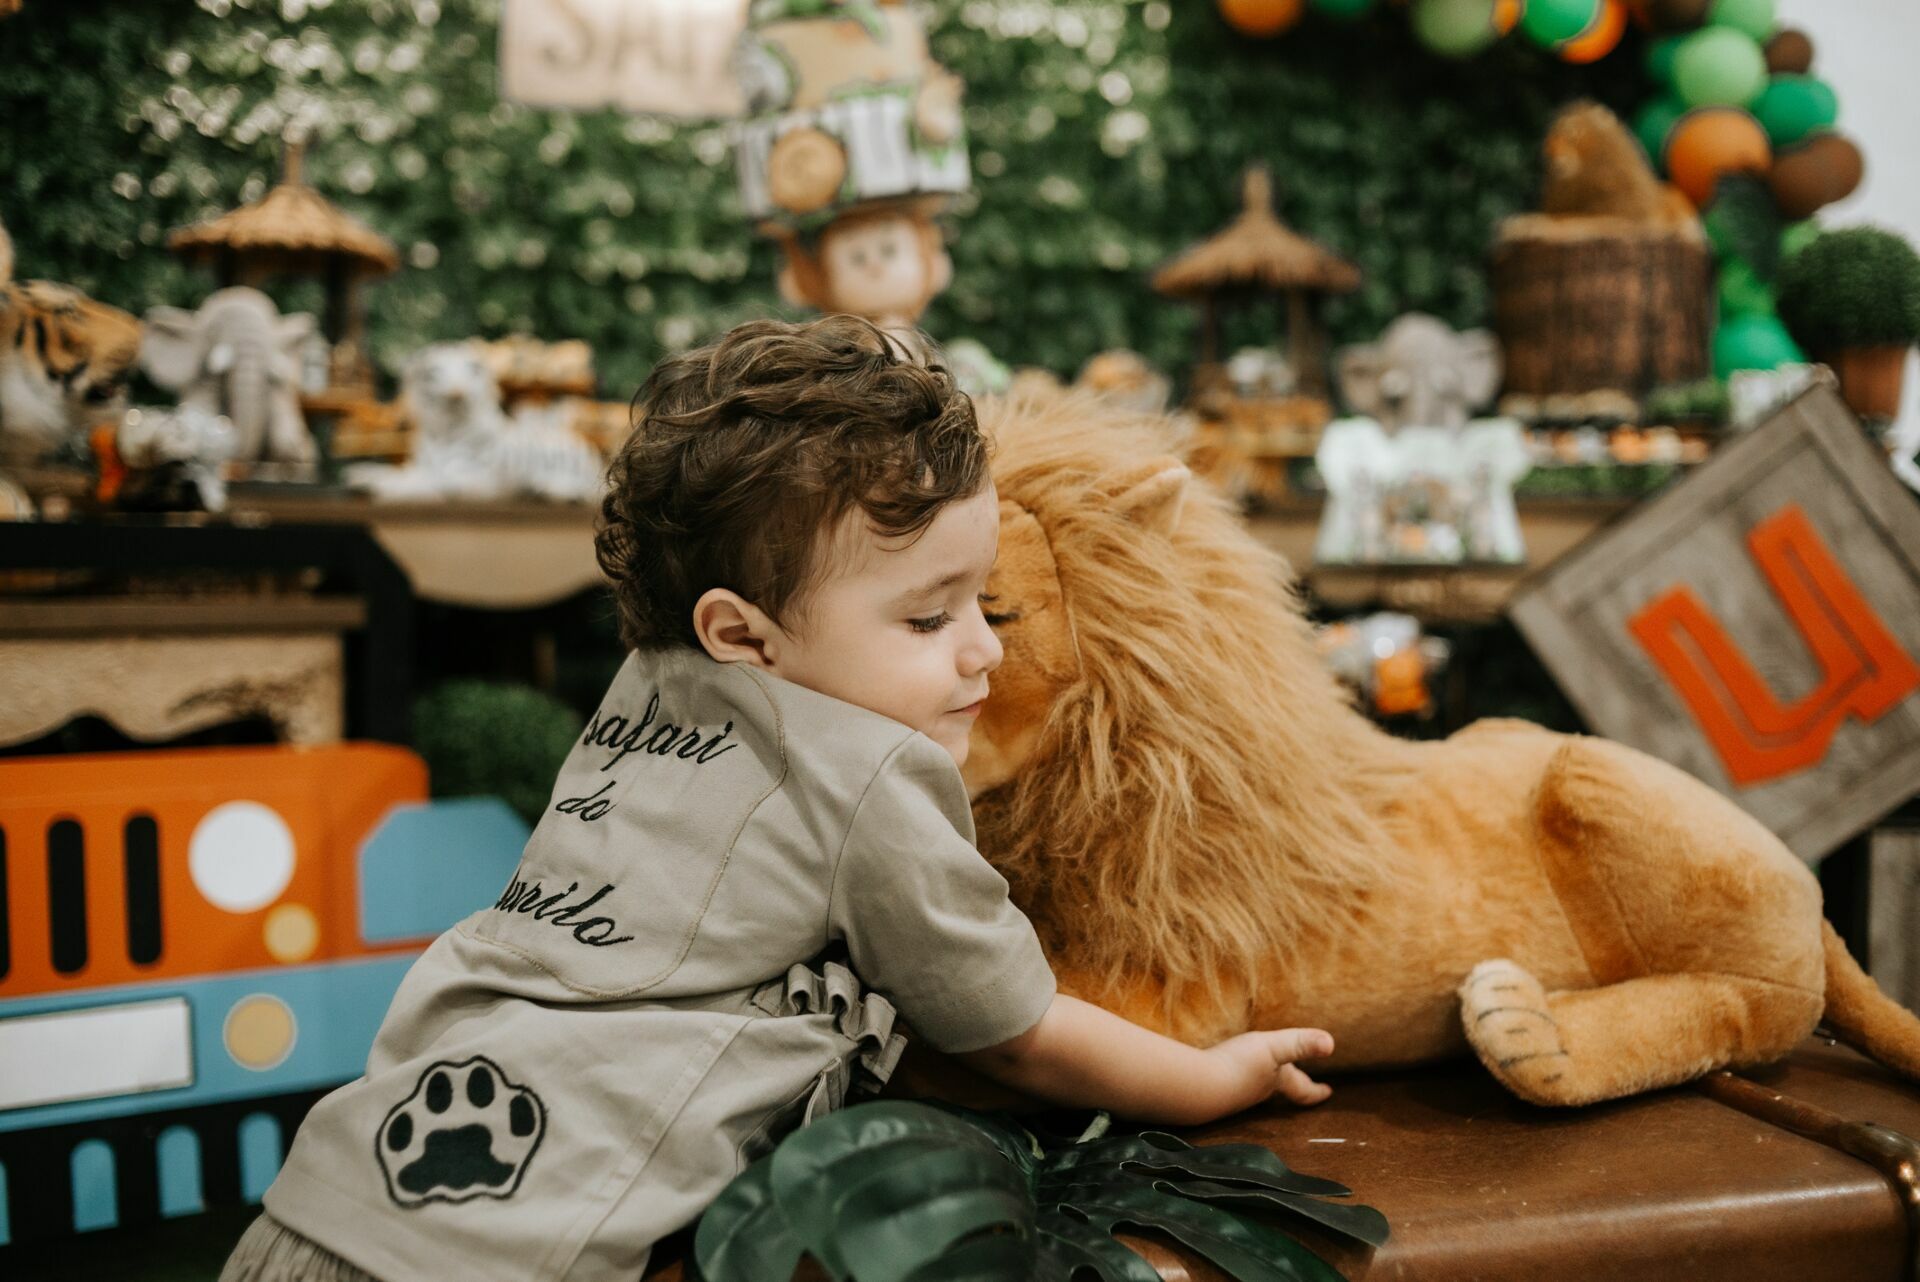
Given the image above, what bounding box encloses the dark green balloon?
[1520,0,1599,46]
[1714,312,1805,375]
[1633,95,1689,167]
[1751,75,1838,147]
[1310,0,1378,18]
[1646,34,1687,83]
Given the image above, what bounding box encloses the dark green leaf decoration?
[1703,175,1784,285]
[0,0,1644,398]
[694,1102,1387,1282]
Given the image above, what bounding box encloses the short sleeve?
[828,735,1056,1053]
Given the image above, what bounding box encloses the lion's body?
[967,390,1920,1106]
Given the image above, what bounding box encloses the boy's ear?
[693,588,780,668]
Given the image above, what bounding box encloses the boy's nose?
[963,610,1003,676]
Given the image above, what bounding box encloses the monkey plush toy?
[769,199,952,338]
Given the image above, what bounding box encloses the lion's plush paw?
[1460,959,1575,1106]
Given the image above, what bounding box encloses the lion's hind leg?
[1461,958,1822,1107]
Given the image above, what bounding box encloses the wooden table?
[1249,495,1636,623]
[226,492,603,610]
[220,491,1638,621]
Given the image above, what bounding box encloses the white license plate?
[0,997,195,1111]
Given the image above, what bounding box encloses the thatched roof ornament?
[167,142,400,277]
[1152,167,1361,298]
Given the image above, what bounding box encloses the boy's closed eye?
[909,594,1017,634]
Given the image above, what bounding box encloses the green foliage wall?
[1,0,1643,398]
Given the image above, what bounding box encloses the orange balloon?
[1218,0,1306,36]
[1665,108,1772,208]
[1560,0,1628,63]
[1494,0,1523,35]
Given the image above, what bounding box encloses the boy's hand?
[959,995,1335,1126]
[1205,1028,1335,1114]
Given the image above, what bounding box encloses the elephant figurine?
[1336,313,1502,433]
[1458,418,1531,562]
[1312,417,1393,564]
[142,287,317,464]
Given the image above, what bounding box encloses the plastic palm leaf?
[1034,1210,1166,1282]
[693,1101,1387,1282]
[692,1155,807,1282]
[1036,1132,1388,1248]
[1057,1186,1348,1282]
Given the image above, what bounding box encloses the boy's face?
[767,485,1003,768]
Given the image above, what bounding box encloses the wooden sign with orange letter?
[1511,384,1920,860]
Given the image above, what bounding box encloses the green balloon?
[1674,27,1767,108]
[1780,219,1820,260]
[1717,258,1775,318]
[1714,313,1805,376]
[1310,0,1378,17]
[1410,0,1500,57]
[1708,0,1775,41]
[1751,75,1838,147]
[1646,34,1687,84]
[1633,95,1688,168]
[1520,0,1599,46]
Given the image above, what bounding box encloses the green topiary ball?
[413,680,582,825]
[1777,226,1920,352]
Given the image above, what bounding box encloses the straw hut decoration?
[1153,166,1361,401]
[1154,167,1360,504]
[168,141,399,396]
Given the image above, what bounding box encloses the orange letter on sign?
[1627,504,1920,787]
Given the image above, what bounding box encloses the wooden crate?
[1511,385,1920,860]
[1870,827,1920,1015]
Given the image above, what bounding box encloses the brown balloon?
[1769,133,1865,220]
[1644,0,1710,31]
[1765,28,1815,74]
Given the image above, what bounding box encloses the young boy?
[225,316,1333,1282]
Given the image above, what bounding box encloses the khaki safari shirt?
[264,646,1056,1282]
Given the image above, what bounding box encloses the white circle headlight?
[190,801,295,912]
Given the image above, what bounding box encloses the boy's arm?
[957,992,1334,1127]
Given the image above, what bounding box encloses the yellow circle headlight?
[224,995,297,1071]
[264,904,320,963]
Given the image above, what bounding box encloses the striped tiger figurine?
[0,217,143,457]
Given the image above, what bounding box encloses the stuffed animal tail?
[1821,918,1920,1078]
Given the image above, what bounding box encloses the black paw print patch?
[376,1056,546,1207]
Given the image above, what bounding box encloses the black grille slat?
[125,814,162,965]
[48,818,87,974]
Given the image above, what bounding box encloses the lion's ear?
[1104,458,1190,536]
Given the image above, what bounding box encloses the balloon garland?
[1216,0,1869,379]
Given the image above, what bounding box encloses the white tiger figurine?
[348,341,603,502]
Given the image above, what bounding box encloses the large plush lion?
[961,390,1920,1107]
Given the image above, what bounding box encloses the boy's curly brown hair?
[596,315,988,651]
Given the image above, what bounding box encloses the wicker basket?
[1492,214,1710,399]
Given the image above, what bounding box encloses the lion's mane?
[975,390,1417,1024]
